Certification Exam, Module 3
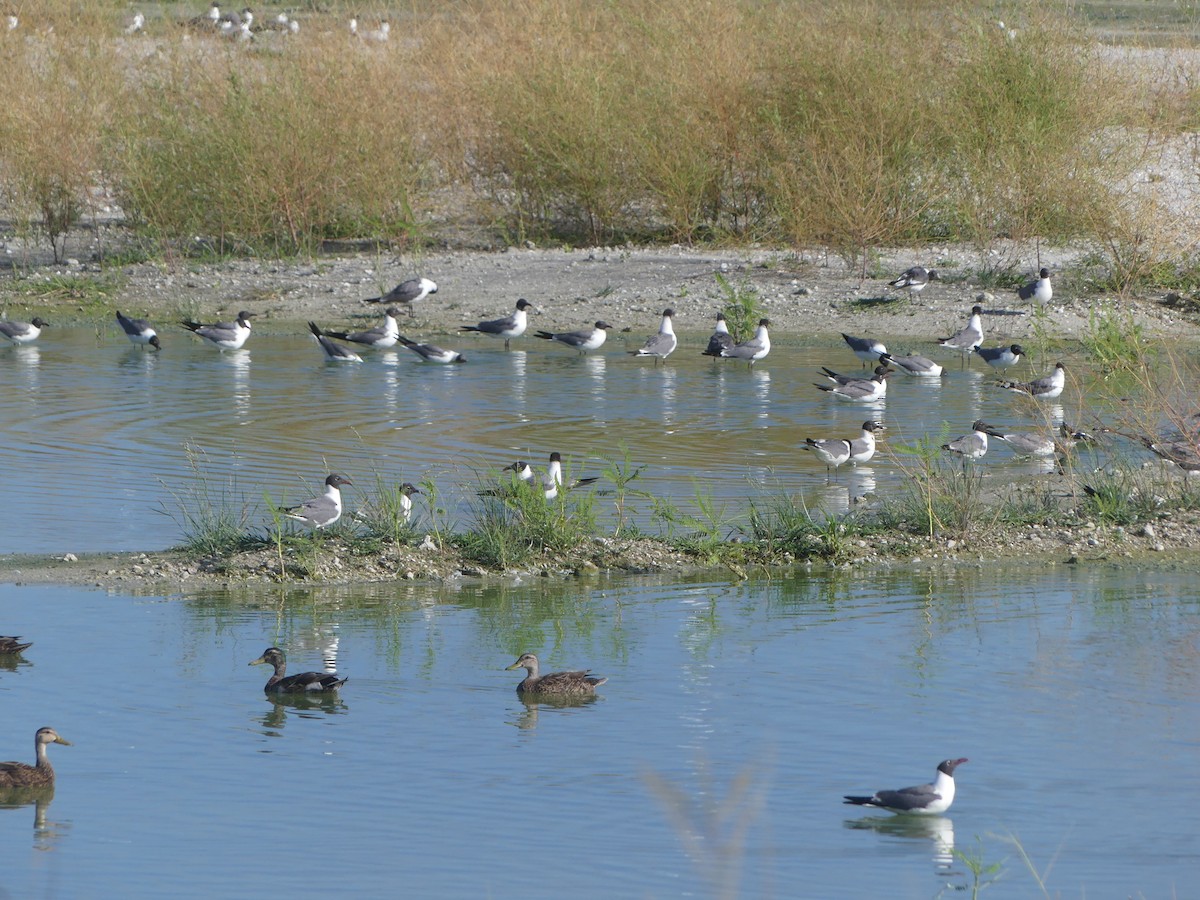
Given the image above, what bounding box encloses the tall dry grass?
[0,0,1183,270]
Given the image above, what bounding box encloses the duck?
[248,647,347,694]
[0,635,32,653]
[0,728,71,788]
[506,653,607,695]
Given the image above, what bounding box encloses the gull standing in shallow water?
[363,277,438,316]
[938,305,984,367]
[980,423,1056,458]
[802,421,885,478]
[116,311,160,350]
[541,451,598,499]
[506,653,607,695]
[720,318,771,366]
[181,310,255,351]
[460,298,536,350]
[844,758,968,815]
[842,332,888,368]
[320,307,402,350]
[879,351,942,377]
[0,317,49,346]
[814,371,888,402]
[307,322,363,363]
[248,647,346,694]
[278,474,353,529]
[396,334,465,364]
[1001,362,1066,400]
[701,312,734,357]
[974,343,1025,371]
[630,308,677,365]
[534,320,613,354]
[943,421,989,459]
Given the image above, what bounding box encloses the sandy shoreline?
[5,240,1199,348]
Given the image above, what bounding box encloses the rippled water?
[0,324,1128,554]
[0,566,1197,898]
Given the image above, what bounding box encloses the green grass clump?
[458,474,598,570]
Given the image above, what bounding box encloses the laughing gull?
[701,312,735,357]
[460,298,536,350]
[1001,362,1065,400]
[363,277,438,316]
[980,423,1056,457]
[321,307,401,350]
[814,371,888,402]
[308,322,363,363]
[802,421,885,477]
[844,758,969,815]
[187,2,220,28]
[0,317,49,346]
[361,19,390,42]
[842,332,887,367]
[396,334,465,364]
[116,311,161,350]
[278,474,353,529]
[534,320,613,354]
[1018,268,1053,306]
[942,421,989,459]
[1100,428,1200,472]
[124,11,145,34]
[0,636,32,654]
[505,459,535,483]
[248,647,346,694]
[396,482,422,521]
[630,308,677,365]
[801,435,852,477]
[542,451,599,500]
[821,364,893,393]
[974,343,1025,371]
[888,266,938,297]
[938,305,984,366]
[181,310,255,351]
[879,351,942,377]
[849,419,887,463]
[720,318,771,366]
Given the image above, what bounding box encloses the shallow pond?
[1,565,1197,898]
[0,324,1130,554]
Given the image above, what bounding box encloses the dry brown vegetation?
[0,1,1197,280]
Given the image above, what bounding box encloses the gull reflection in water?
[845,814,961,880]
[0,785,68,850]
[509,693,601,732]
[220,350,252,422]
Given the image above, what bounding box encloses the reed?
[0,0,1171,272]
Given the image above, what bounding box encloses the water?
[0,325,1125,554]
[1,566,1198,898]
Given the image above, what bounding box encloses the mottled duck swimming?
[506,653,607,695]
[249,647,347,694]
[0,636,32,654]
[0,727,71,788]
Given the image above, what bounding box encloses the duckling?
[0,728,71,788]
[0,635,31,653]
[505,653,606,695]
[248,647,347,694]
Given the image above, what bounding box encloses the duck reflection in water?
[259,693,349,734]
[511,692,602,731]
[0,785,65,848]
